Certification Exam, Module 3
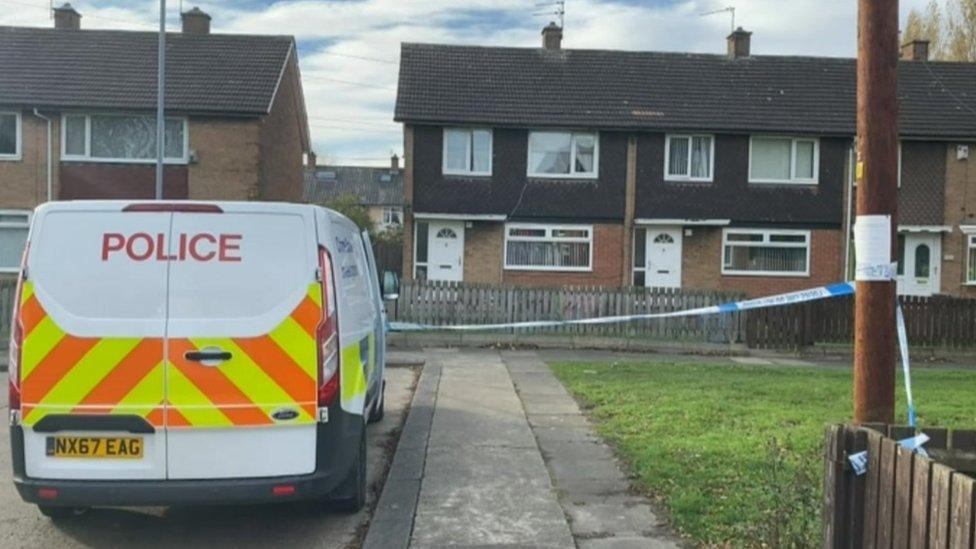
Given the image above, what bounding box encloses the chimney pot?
[391,154,400,171]
[53,3,81,30]
[182,6,211,35]
[901,39,930,61]
[542,22,562,50]
[727,26,752,59]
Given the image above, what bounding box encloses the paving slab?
[579,537,682,549]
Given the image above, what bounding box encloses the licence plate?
[45,436,143,459]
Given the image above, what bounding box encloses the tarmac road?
[0,367,416,549]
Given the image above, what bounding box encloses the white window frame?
[748,136,819,185]
[60,113,189,164]
[664,134,714,182]
[0,210,31,273]
[382,206,403,226]
[721,228,811,277]
[963,227,976,285]
[0,111,22,161]
[503,223,593,272]
[526,131,600,179]
[442,128,492,176]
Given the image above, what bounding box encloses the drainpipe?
[843,143,856,279]
[32,109,53,202]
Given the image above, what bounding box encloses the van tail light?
[316,247,340,408]
[8,243,28,416]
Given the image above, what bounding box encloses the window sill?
[721,270,811,278]
[504,266,593,273]
[61,157,189,165]
[443,171,492,178]
[664,176,713,183]
[0,155,22,162]
[748,179,819,186]
[527,173,599,181]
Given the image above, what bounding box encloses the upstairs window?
[665,135,713,181]
[527,131,598,178]
[62,114,187,163]
[505,224,592,271]
[749,136,818,184]
[382,206,403,227]
[443,128,491,175]
[722,229,810,276]
[0,112,21,160]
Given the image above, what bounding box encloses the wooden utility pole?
[854,0,899,424]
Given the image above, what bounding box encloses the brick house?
[394,26,976,297]
[304,155,404,232]
[0,4,311,272]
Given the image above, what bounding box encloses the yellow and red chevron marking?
[19,282,321,429]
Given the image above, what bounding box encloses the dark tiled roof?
[0,26,293,115]
[396,43,976,138]
[304,165,404,206]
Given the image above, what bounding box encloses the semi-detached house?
[0,4,312,274]
[395,25,976,297]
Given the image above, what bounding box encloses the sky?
[0,0,932,166]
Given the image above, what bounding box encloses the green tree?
[905,0,976,61]
[325,193,376,236]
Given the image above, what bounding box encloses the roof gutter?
[31,109,53,202]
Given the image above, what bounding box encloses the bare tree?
[905,0,976,61]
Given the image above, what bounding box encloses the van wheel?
[38,505,83,520]
[329,424,366,513]
[368,380,385,424]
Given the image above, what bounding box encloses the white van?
[8,201,389,517]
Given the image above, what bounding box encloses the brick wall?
[0,111,60,208]
[258,54,306,202]
[187,117,261,200]
[682,227,844,297]
[942,142,976,297]
[402,126,416,280]
[503,224,624,287]
[464,222,503,283]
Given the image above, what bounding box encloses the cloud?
[0,0,936,165]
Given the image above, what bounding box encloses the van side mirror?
[382,270,400,301]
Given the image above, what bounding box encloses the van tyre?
[368,380,385,424]
[329,424,366,513]
[38,505,83,520]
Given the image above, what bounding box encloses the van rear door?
[19,204,168,480]
[164,204,319,479]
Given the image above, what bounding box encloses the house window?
[722,229,810,276]
[967,234,976,284]
[665,135,713,181]
[382,206,403,226]
[633,228,646,286]
[414,221,429,281]
[527,131,598,178]
[0,112,21,160]
[505,224,592,271]
[0,211,30,273]
[61,114,187,163]
[749,136,818,184]
[443,128,491,175]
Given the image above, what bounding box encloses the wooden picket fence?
[748,294,976,349]
[824,423,976,547]
[388,280,746,344]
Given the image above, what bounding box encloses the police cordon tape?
[388,280,918,428]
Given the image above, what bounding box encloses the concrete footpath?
[366,349,682,548]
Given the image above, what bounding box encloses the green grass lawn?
[550,361,976,547]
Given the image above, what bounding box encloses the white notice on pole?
[853,214,895,281]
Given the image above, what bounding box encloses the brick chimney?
[542,22,562,50]
[182,6,211,35]
[53,3,81,30]
[391,154,400,171]
[727,27,752,59]
[901,39,930,61]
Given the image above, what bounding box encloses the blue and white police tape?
[388,280,919,426]
[388,281,855,332]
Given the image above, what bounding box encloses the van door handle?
[185,350,232,363]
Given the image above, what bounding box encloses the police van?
[8,201,390,518]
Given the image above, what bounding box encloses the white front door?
[645,227,682,288]
[898,233,941,296]
[427,221,464,282]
